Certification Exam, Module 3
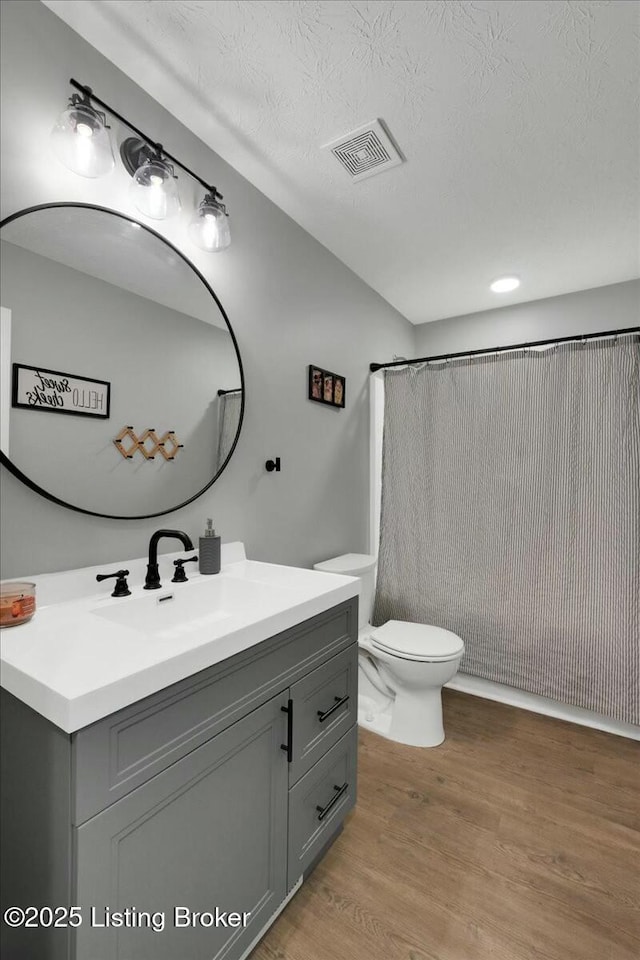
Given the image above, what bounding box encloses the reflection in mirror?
[216,389,242,470]
[0,205,243,518]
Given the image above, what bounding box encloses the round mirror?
[0,204,244,519]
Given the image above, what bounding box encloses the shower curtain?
[216,390,242,471]
[373,337,640,724]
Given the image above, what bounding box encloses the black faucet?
[144,529,194,590]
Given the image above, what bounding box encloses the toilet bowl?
[313,554,464,747]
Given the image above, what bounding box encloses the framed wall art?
[12,363,110,419]
[308,365,345,409]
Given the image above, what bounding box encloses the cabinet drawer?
[73,599,357,824]
[289,645,358,784]
[287,725,357,886]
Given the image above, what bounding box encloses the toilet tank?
[313,554,377,630]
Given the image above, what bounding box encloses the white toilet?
[313,554,464,747]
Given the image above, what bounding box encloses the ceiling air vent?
[322,119,404,183]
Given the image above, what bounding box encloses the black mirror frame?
[0,202,245,520]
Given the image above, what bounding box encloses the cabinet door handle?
[316,782,349,821]
[317,694,350,724]
[280,699,293,763]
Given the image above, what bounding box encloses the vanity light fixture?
[50,88,115,178]
[189,192,231,252]
[130,152,181,220]
[50,79,230,247]
[119,136,180,221]
[490,276,520,293]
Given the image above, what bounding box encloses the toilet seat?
[370,620,464,662]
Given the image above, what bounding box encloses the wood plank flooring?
[251,690,640,960]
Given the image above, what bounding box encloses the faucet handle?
[171,556,199,583]
[96,569,131,598]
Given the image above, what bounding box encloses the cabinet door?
[74,693,289,960]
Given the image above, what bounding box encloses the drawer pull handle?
[316,782,349,821]
[317,694,350,724]
[280,699,293,763]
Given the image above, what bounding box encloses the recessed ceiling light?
[490,276,520,293]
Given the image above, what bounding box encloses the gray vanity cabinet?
[74,693,289,960]
[0,597,358,960]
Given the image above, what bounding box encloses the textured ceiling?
[43,0,639,324]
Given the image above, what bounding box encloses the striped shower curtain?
[216,390,242,472]
[372,337,640,724]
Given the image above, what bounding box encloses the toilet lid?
[371,620,464,662]
[314,553,376,576]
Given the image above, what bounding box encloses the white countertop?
[0,543,358,733]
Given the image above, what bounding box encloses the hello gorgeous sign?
[12,364,110,419]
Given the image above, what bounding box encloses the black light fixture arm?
[69,78,223,200]
[67,85,110,130]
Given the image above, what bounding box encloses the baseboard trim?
[445,673,640,741]
[238,876,303,960]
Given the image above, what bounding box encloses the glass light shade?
[130,158,181,220]
[188,197,231,252]
[50,103,115,178]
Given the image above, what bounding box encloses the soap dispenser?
[199,519,221,575]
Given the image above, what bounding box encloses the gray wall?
[414,280,639,355]
[0,1,416,576]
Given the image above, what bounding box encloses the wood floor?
[252,690,640,960]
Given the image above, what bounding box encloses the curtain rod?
[369,326,640,373]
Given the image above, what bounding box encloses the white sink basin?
[92,576,278,640]
[0,543,358,733]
